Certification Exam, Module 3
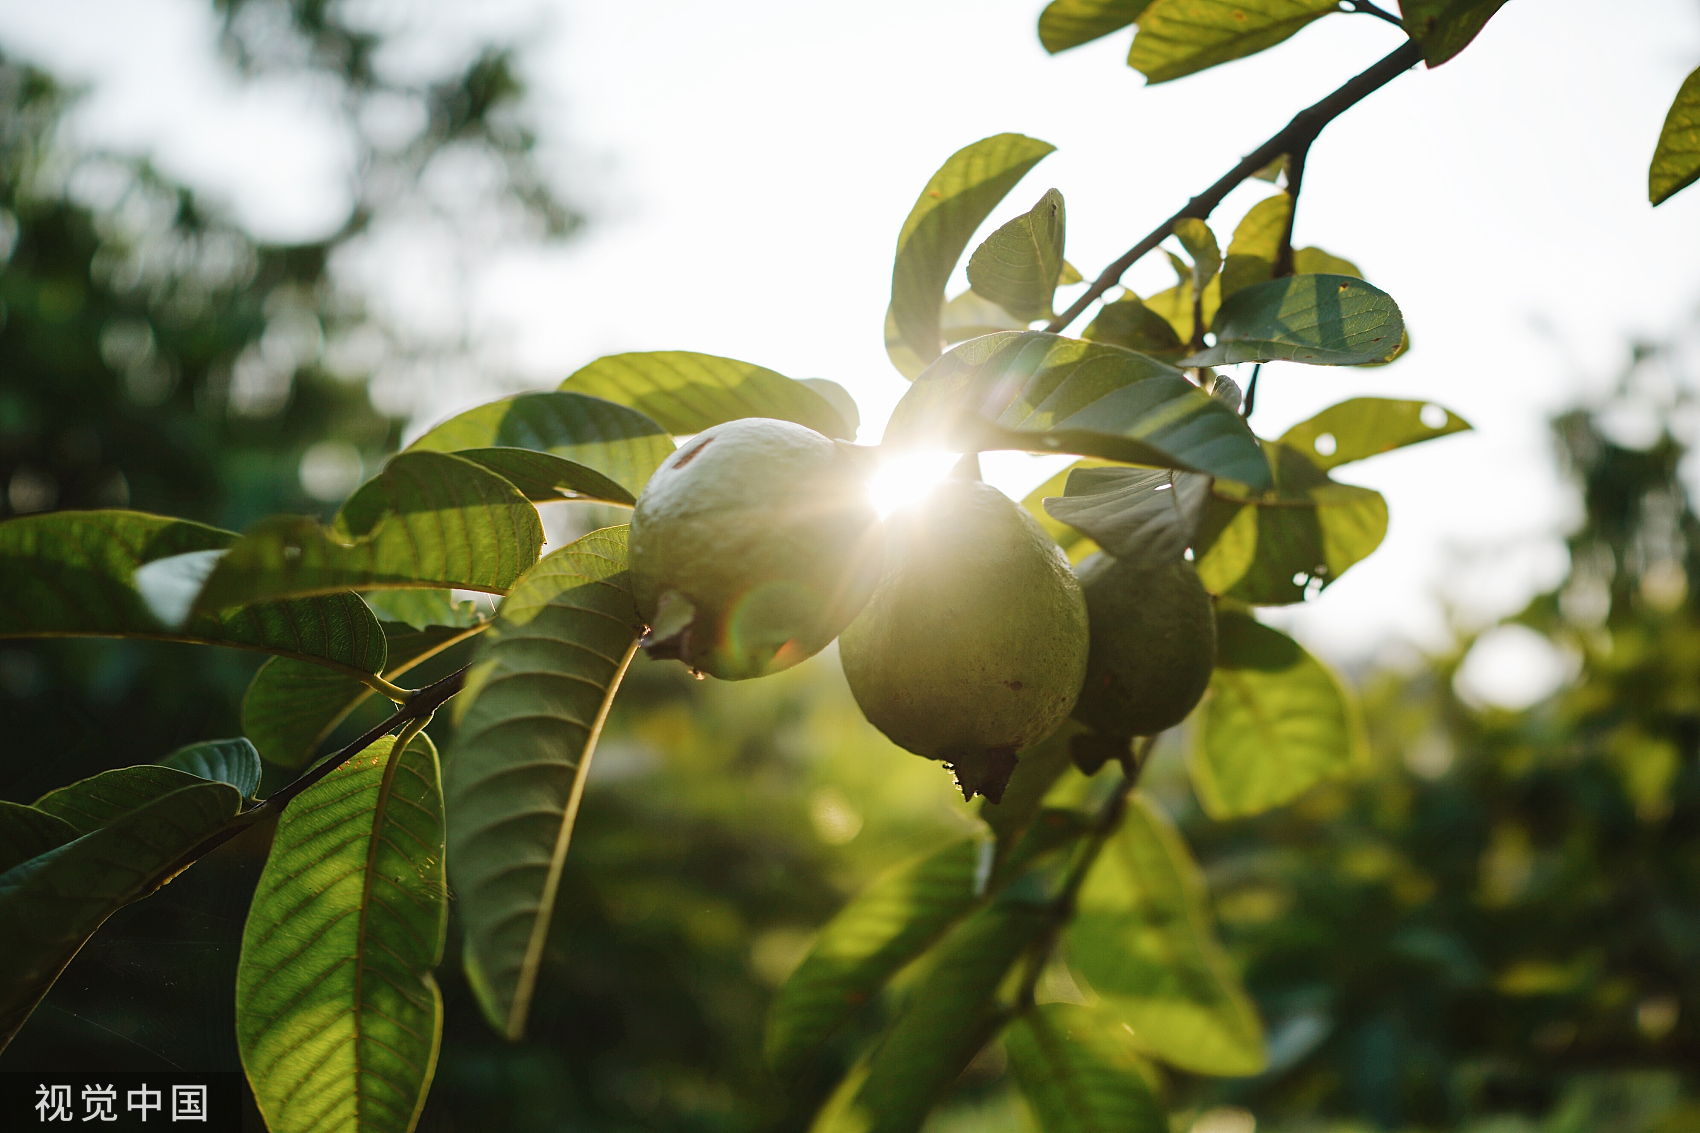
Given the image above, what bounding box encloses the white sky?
[7,0,1700,664]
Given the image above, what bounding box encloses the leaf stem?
[1044,39,1422,336]
[360,672,415,704]
[1338,0,1404,26]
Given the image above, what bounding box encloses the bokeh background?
[1,2,1698,1131]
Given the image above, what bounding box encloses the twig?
[1044,39,1422,336]
[1272,141,1311,278]
[1339,0,1404,26]
[1243,363,1263,419]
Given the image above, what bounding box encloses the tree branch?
[1044,38,1422,336]
[1273,141,1311,278]
[1339,0,1404,26]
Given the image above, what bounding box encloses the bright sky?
[7,0,1700,668]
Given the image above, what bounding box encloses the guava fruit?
[838,477,1089,802]
[1070,552,1215,742]
[629,417,882,681]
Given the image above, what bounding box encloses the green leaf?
[1042,466,1211,566]
[445,526,643,1040]
[0,781,242,1050]
[562,352,853,440]
[158,738,263,797]
[1142,277,1218,344]
[1128,0,1339,84]
[452,448,635,505]
[1005,1003,1167,1133]
[1651,64,1700,205]
[1191,610,1359,817]
[361,589,484,630]
[1172,218,1221,295]
[1023,461,1112,563]
[1067,794,1265,1075]
[408,390,674,498]
[800,379,862,434]
[889,134,1056,371]
[768,837,986,1077]
[884,331,1273,489]
[1278,397,1470,471]
[192,451,543,614]
[34,766,213,835]
[0,803,79,876]
[1220,194,1289,300]
[1039,0,1154,52]
[817,900,1048,1133]
[1182,274,1404,367]
[0,510,387,678]
[1293,246,1363,278]
[1083,296,1186,361]
[244,620,486,769]
[1399,0,1509,67]
[1193,443,1388,604]
[237,730,446,1133]
[981,724,1083,849]
[968,188,1068,323]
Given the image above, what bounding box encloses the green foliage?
[1042,466,1210,566]
[887,134,1055,372]
[885,331,1272,488]
[1400,0,1512,67]
[1004,1003,1167,1133]
[967,188,1069,323]
[1191,610,1358,817]
[561,352,854,440]
[1220,194,1291,299]
[1082,295,1187,361]
[1183,274,1405,367]
[156,737,263,796]
[0,804,78,875]
[1278,396,1471,470]
[445,527,643,1040]
[237,730,445,1133]
[34,765,214,835]
[1650,64,1700,205]
[1038,0,1154,53]
[1128,0,1340,84]
[1173,218,1222,297]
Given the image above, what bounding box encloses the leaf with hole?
[1399,0,1510,67]
[1039,0,1155,52]
[0,511,387,678]
[1006,1003,1167,1133]
[1128,0,1340,84]
[1043,465,1211,567]
[1181,274,1404,367]
[885,332,1272,489]
[1651,64,1700,205]
[562,352,853,439]
[888,134,1055,372]
[0,780,242,1050]
[237,730,446,1133]
[408,390,674,499]
[1191,609,1360,817]
[968,188,1068,322]
[1067,794,1264,1075]
[1278,397,1469,471]
[191,451,543,614]
[445,526,643,1040]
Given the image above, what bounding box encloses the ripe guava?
[838,477,1088,802]
[1070,552,1215,741]
[629,417,882,681]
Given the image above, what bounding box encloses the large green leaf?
[192,451,543,614]
[1220,194,1289,300]
[1067,794,1265,1075]
[451,449,636,506]
[889,134,1056,371]
[446,526,644,1040]
[244,620,487,768]
[1182,274,1404,367]
[1399,0,1510,67]
[1278,397,1470,471]
[561,352,853,440]
[158,738,264,797]
[1651,64,1700,205]
[35,766,213,835]
[237,730,446,1133]
[0,780,242,1049]
[1128,0,1339,84]
[816,900,1048,1133]
[1042,465,1211,566]
[885,332,1272,488]
[1023,460,1112,563]
[408,390,674,498]
[0,510,387,678]
[767,838,985,1078]
[1005,1003,1167,1133]
[1191,610,1358,818]
[1193,443,1388,605]
[967,188,1068,323]
[1082,295,1186,362]
[0,803,78,876]
[1039,0,1154,52]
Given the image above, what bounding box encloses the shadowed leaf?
[1043,465,1211,566]
[562,352,852,439]
[1182,274,1404,367]
[1083,295,1186,361]
[1039,0,1154,52]
[1129,0,1339,84]
[452,448,635,505]
[1651,64,1700,205]
[968,188,1068,322]
[1024,460,1115,563]
[35,766,212,835]
[158,738,263,797]
[0,804,78,876]
[1006,1003,1167,1133]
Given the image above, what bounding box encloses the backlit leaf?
[967,188,1068,323]
[1039,0,1154,52]
[1172,218,1221,294]
[800,379,862,434]
[361,589,483,630]
[1043,465,1211,566]
[1399,0,1510,67]
[1006,1003,1167,1133]
[885,331,1272,489]
[35,766,211,835]
[1191,610,1359,817]
[562,351,853,439]
[889,134,1055,371]
[0,803,78,876]
[237,731,446,1133]
[1067,794,1265,1075]
[158,738,263,797]
[981,724,1084,850]
[1220,194,1289,300]
[1083,295,1186,361]
[1128,0,1339,84]
[1182,274,1404,367]
[1651,64,1700,205]
[1278,397,1470,471]
[445,527,643,1040]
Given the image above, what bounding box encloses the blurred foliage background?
[1,4,1698,1132]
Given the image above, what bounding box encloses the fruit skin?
[839,478,1089,802]
[1071,552,1215,741]
[629,417,882,681]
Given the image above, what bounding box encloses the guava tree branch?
[1045,38,1423,335]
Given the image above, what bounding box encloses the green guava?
[629,417,883,681]
[1070,552,1215,743]
[838,477,1089,802]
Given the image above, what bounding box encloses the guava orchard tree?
[4,4,1699,1130]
